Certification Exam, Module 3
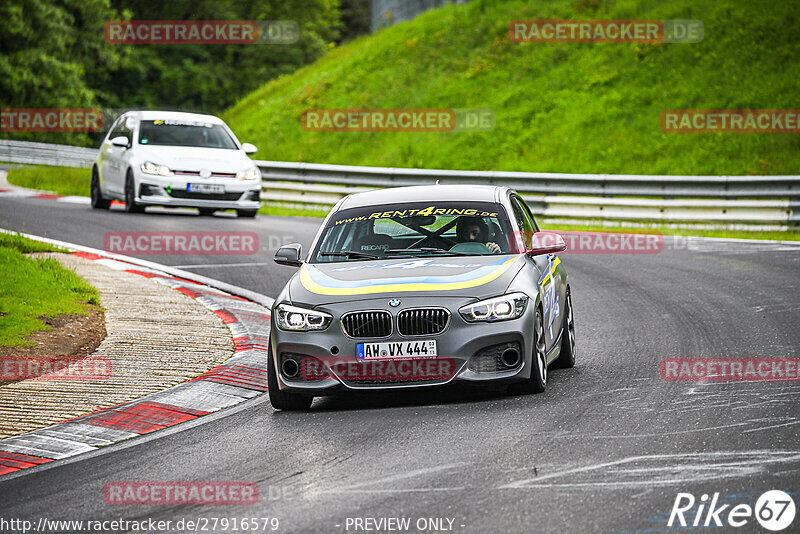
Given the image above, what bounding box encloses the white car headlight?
[459,292,529,322]
[236,166,261,180]
[141,161,173,176]
[275,303,332,331]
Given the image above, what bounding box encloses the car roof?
[337,185,509,210]
[129,110,225,124]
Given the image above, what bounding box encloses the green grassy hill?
[223,0,799,175]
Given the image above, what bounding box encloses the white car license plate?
[187,183,225,194]
[357,340,437,360]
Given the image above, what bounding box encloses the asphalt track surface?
[1,195,799,533]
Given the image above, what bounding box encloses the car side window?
[511,196,536,250]
[510,199,526,230]
[120,117,134,142]
[110,115,133,144]
[107,117,124,142]
[518,197,540,232]
[511,196,535,249]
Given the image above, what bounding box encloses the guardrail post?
[790,198,800,228]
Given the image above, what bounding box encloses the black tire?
[124,171,145,214]
[508,305,547,395]
[551,285,576,369]
[90,167,111,210]
[237,209,257,218]
[198,208,216,217]
[267,346,313,411]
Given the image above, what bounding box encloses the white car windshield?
[138,119,238,149]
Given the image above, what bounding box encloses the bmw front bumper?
[270,295,537,395]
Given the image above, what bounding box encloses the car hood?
[134,145,253,172]
[287,254,526,306]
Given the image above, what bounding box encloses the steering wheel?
[448,242,492,254]
[410,234,457,249]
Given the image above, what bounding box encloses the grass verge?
[6,164,90,197]
[258,203,331,218]
[0,235,100,347]
[224,0,800,175]
[0,233,68,253]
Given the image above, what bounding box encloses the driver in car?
[456,216,501,253]
[186,128,206,147]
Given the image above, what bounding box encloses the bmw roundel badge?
[389,299,401,307]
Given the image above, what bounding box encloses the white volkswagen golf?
[92,111,262,217]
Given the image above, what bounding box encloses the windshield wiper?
[319,250,379,260]
[383,247,473,256]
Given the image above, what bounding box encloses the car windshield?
[311,201,521,263]
[138,119,238,149]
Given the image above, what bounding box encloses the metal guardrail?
[255,160,800,198]
[0,140,97,168]
[1,140,797,226]
[255,160,800,226]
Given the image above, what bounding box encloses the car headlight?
[141,161,173,176]
[275,303,332,331]
[235,166,261,180]
[459,292,529,322]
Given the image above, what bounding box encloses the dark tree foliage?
[339,0,371,41]
[0,0,124,144]
[1,0,342,144]
[103,0,341,112]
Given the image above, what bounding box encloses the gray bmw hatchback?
[268,185,576,410]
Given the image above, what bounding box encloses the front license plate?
[357,340,437,360]
[187,183,225,194]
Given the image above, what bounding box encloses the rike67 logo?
[668,490,796,531]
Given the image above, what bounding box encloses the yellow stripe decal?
[539,257,562,287]
[300,257,519,296]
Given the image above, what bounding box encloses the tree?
[2,0,343,145]
[0,0,125,145]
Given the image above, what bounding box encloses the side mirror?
[526,231,566,256]
[241,142,258,155]
[275,243,303,267]
[111,136,129,148]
